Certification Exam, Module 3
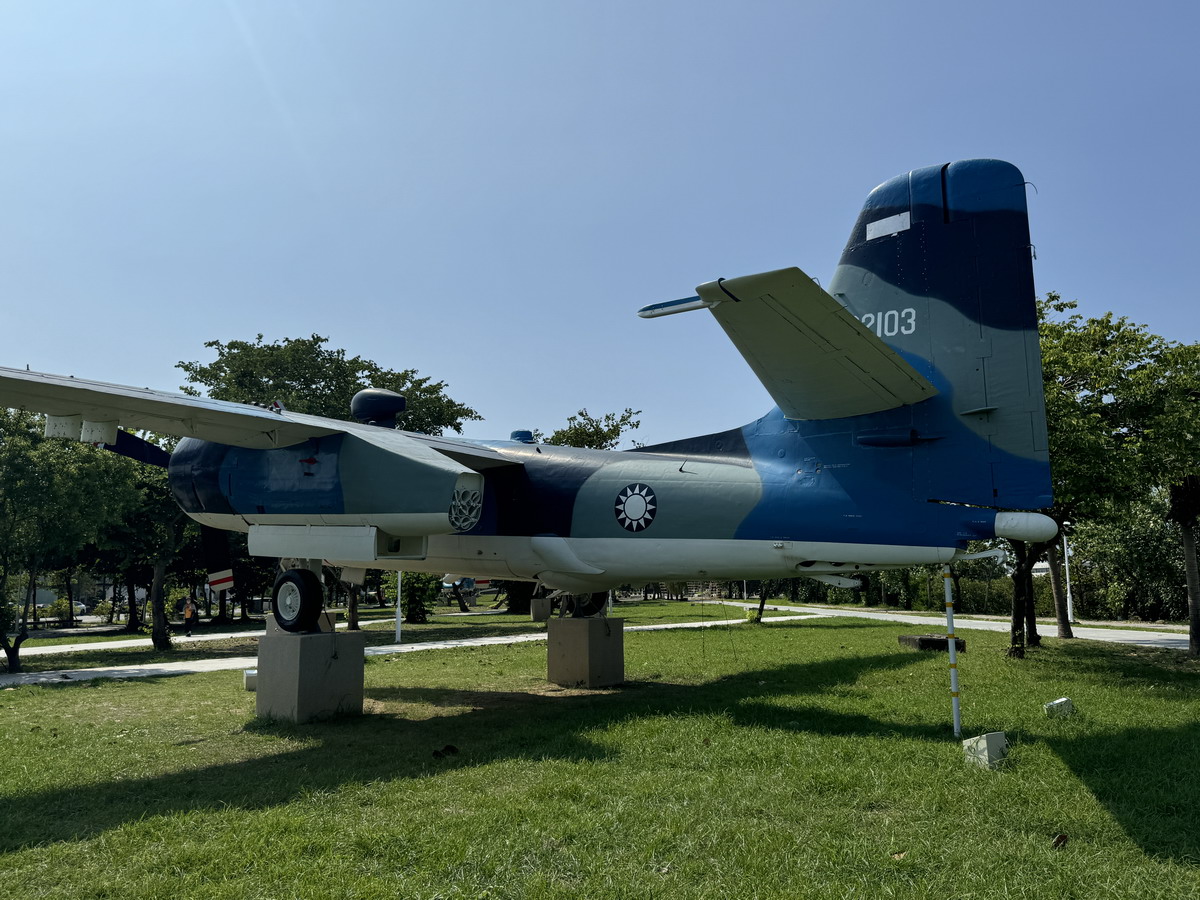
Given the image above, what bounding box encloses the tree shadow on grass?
[1028,641,1200,862]
[0,650,936,851]
[1043,721,1200,864]
[1038,639,1198,692]
[8,638,1196,865]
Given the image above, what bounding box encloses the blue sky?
[1,1,1195,446]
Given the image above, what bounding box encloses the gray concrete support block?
[530,596,553,622]
[546,617,624,688]
[256,628,366,723]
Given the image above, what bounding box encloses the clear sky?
[1,1,1195,447]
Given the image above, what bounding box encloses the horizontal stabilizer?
[695,268,937,420]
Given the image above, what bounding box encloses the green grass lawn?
[1,617,1197,899]
[10,600,788,674]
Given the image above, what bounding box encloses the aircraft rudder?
[828,158,1050,511]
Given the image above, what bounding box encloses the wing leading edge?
[639,267,937,420]
[0,366,518,472]
[0,366,340,448]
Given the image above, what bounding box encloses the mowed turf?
[0,617,1197,899]
[10,599,793,673]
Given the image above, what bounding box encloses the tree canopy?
[1031,295,1200,653]
[536,407,641,449]
[178,333,481,434]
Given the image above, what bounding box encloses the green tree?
[1124,339,1200,654]
[1021,296,1199,654]
[0,410,139,672]
[178,334,481,627]
[501,408,643,615]
[536,408,641,450]
[1068,496,1187,621]
[178,334,480,433]
[399,572,441,625]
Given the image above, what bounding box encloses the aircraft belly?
[378,535,956,587]
[412,536,521,578]
[515,537,955,587]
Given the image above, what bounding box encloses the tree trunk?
[124,573,141,631]
[1045,542,1074,639]
[752,586,768,623]
[1168,478,1200,657]
[63,567,75,628]
[1023,560,1041,647]
[1,627,27,673]
[149,560,172,651]
[22,569,36,626]
[347,584,360,631]
[1007,541,1028,657]
[1184,521,1200,658]
[506,581,534,616]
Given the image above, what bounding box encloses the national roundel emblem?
[614,483,657,532]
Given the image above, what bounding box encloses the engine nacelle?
[168,428,483,556]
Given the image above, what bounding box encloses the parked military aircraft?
[0,159,1056,631]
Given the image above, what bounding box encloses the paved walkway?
[698,601,1191,651]
[1,604,1187,688]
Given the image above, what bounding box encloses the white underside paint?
[186,511,977,590]
[323,534,960,592]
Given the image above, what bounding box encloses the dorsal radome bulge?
[350,388,407,428]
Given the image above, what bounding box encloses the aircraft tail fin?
[827,159,1050,509]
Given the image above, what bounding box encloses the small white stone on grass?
[963,731,1007,769]
[1044,697,1074,717]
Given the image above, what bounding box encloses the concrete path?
[20,629,270,657]
[0,614,822,687]
[1,603,1187,689]
[698,601,1191,651]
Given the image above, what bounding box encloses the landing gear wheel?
[272,569,324,632]
[568,591,609,618]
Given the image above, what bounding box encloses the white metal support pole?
[394,572,403,643]
[943,565,962,738]
[1062,533,1075,623]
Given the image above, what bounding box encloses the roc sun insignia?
[614,483,656,532]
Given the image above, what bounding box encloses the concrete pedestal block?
[547,617,624,688]
[530,596,553,622]
[256,626,366,723]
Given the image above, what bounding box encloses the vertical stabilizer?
[828,159,1051,509]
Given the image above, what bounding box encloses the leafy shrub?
[399,572,441,624]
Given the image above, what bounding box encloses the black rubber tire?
[272,569,324,632]
[569,590,609,618]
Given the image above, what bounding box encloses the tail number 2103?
[858,308,917,337]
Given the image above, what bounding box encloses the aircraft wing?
[639,267,937,420]
[0,365,520,473]
[0,366,343,449]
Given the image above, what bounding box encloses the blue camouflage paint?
[171,436,345,517]
[168,159,1051,558]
